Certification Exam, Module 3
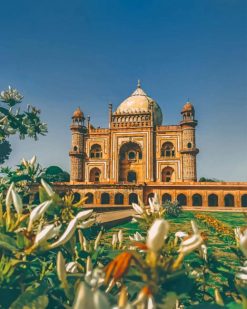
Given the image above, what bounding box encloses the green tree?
[0,86,47,163]
[41,165,70,182]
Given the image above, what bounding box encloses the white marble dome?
[115,81,163,125]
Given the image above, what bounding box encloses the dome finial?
[137,79,141,88]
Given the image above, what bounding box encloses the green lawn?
[107,211,247,268]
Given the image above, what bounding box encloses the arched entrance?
[118,142,142,182]
[127,171,137,183]
[115,193,124,205]
[161,167,174,182]
[85,193,94,204]
[192,194,202,206]
[73,192,81,203]
[162,193,171,204]
[242,194,247,207]
[208,194,218,207]
[129,193,138,205]
[89,167,101,182]
[177,194,187,206]
[101,193,110,205]
[224,194,234,207]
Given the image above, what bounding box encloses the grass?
[106,211,247,270]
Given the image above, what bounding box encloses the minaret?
[69,108,87,182]
[180,101,199,181]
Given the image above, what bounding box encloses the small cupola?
[72,107,85,125]
[181,100,195,121]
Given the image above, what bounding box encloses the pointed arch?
[161,167,174,182]
[89,167,101,182]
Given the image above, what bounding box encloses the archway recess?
[118,142,143,182]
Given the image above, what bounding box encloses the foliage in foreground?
[1,160,247,308]
[0,86,47,164]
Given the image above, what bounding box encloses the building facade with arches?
[68,82,247,208]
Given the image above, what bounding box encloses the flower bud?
[11,189,23,215]
[57,251,67,285]
[146,219,169,252]
[49,217,78,249]
[240,230,247,258]
[78,218,96,229]
[76,209,93,221]
[29,155,36,166]
[86,256,93,275]
[41,179,55,197]
[35,224,55,246]
[6,182,14,211]
[132,203,144,215]
[94,230,103,250]
[118,230,123,246]
[73,282,94,309]
[65,261,81,273]
[112,234,118,247]
[28,200,52,231]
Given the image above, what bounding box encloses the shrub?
[163,199,182,217]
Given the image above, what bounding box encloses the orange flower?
[104,252,133,284]
[133,242,148,250]
[141,286,152,296]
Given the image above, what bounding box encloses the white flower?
[11,189,23,215]
[41,179,55,197]
[86,256,93,275]
[236,273,247,281]
[85,262,105,288]
[112,234,118,247]
[34,224,55,246]
[57,251,67,284]
[200,244,208,262]
[73,282,94,309]
[179,221,203,255]
[147,295,156,309]
[93,289,111,309]
[118,230,123,246]
[65,261,81,273]
[6,182,14,211]
[78,218,96,229]
[234,227,241,246]
[149,193,161,213]
[94,231,103,250]
[21,158,29,167]
[28,200,53,231]
[29,155,36,166]
[146,219,169,252]
[73,282,110,309]
[132,203,144,215]
[76,209,93,221]
[129,232,144,242]
[49,217,78,249]
[240,230,247,258]
[175,231,188,239]
[191,220,199,234]
[236,261,247,281]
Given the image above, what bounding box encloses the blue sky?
[0,0,246,181]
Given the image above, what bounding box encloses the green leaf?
[0,233,18,251]
[9,287,48,309]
